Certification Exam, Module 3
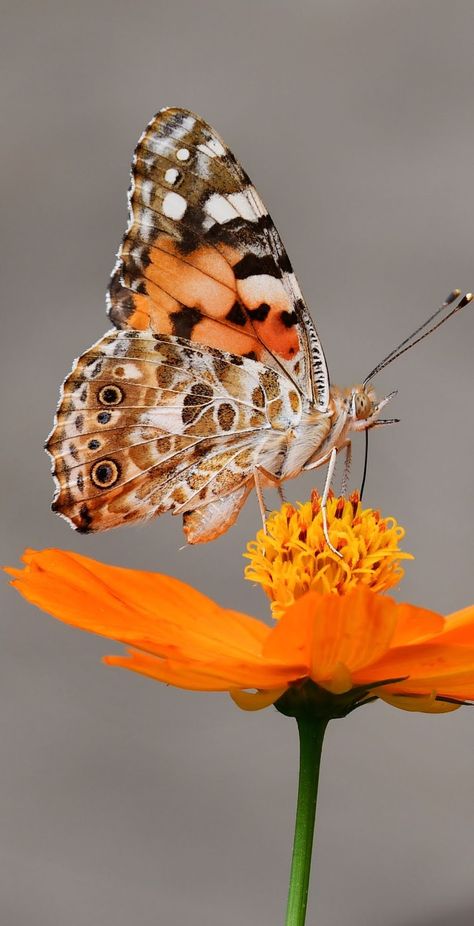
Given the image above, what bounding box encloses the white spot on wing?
[165,168,180,184]
[197,143,216,158]
[204,193,239,224]
[228,191,258,222]
[116,362,144,381]
[207,136,226,157]
[141,179,153,205]
[139,208,156,240]
[162,191,188,219]
[246,188,267,218]
[176,147,190,161]
[143,406,187,432]
[202,214,216,232]
[140,208,155,226]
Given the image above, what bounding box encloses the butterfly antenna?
[359,430,369,501]
[363,290,473,385]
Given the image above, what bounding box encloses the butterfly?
[46,107,472,549]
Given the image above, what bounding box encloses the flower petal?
[379,692,460,713]
[263,589,399,689]
[230,688,286,711]
[104,649,246,690]
[389,603,445,646]
[358,643,474,688]
[105,648,300,692]
[435,605,474,645]
[378,667,474,701]
[6,549,268,660]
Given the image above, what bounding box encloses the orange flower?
[6,547,474,717]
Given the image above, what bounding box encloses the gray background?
[1,1,474,924]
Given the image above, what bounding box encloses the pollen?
[244,491,413,619]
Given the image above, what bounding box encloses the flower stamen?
[245,490,413,619]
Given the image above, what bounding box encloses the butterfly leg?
[340,440,352,496]
[277,485,287,504]
[253,468,268,533]
[321,447,343,559]
[253,466,281,533]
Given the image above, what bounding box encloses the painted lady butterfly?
[46,108,472,547]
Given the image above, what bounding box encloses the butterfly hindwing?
[107,107,330,410]
[46,330,302,539]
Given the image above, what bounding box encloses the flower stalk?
[285,716,329,926]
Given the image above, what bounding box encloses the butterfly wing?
[107,107,330,410]
[46,330,302,540]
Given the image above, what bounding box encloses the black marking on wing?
[226,302,247,326]
[170,305,202,338]
[233,253,280,280]
[281,310,298,328]
[247,303,271,322]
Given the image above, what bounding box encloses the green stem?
[285,716,329,926]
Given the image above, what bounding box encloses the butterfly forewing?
[107,107,329,409]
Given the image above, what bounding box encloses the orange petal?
[435,605,474,645]
[230,688,287,711]
[104,650,245,690]
[6,549,268,659]
[357,643,474,688]
[105,648,299,692]
[379,692,460,713]
[264,589,398,688]
[389,603,445,646]
[379,668,474,701]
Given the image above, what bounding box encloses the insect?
[46,108,472,550]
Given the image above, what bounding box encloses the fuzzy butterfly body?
[48,106,433,543]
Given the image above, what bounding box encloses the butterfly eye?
[98,385,124,406]
[90,459,120,488]
[354,392,373,420]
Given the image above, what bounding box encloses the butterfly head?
[344,384,397,432]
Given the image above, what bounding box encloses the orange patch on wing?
[237,276,299,361]
[145,239,236,316]
[155,237,236,291]
[123,293,156,330]
[121,238,301,368]
[194,317,260,355]
[139,282,179,333]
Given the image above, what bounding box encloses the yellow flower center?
[244,491,413,619]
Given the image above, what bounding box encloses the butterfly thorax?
[282,383,379,479]
[267,402,333,481]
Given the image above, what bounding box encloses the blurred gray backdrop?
[1,1,474,924]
